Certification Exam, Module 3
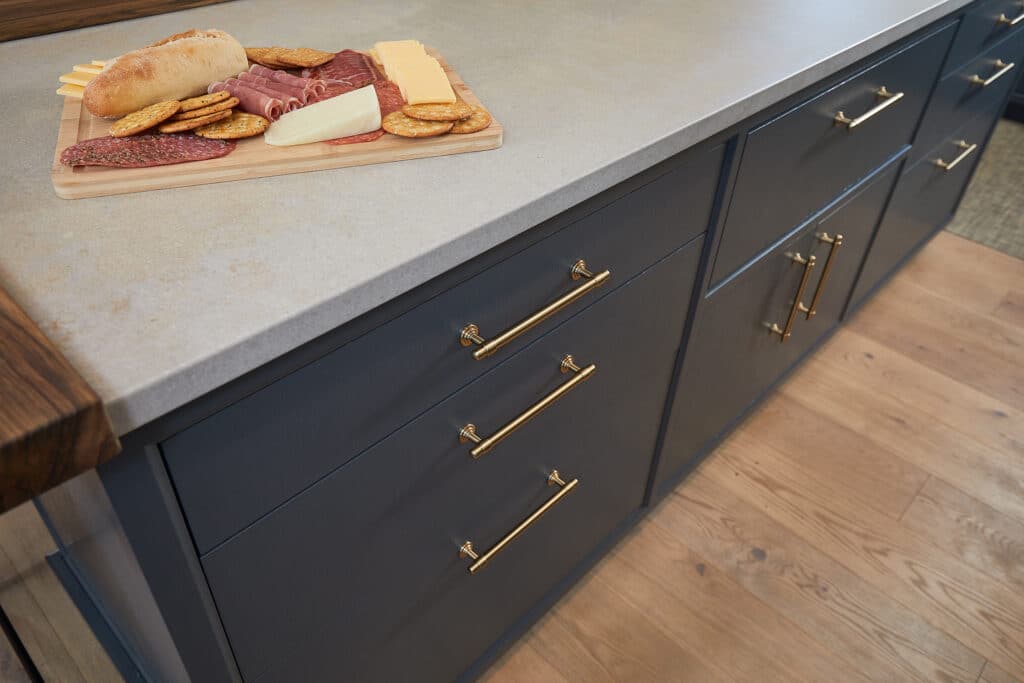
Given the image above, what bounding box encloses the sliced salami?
[374,80,404,117]
[60,134,236,168]
[324,129,386,145]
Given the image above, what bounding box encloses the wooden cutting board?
[51,50,502,199]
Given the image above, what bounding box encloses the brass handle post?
[969,59,1015,87]
[804,233,844,319]
[998,8,1024,26]
[461,260,610,360]
[768,253,816,342]
[934,140,978,171]
[834,86,905,129]
[460,355,596,458]
[459,470,579,574]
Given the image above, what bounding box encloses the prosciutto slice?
[208,81,283,121]
[249,64,327,97]
[224,78,301,112]
[303,50,381,89]
[237,72,309,105]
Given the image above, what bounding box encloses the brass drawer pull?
[834,86,905,129]
[459,470,579,574]
[805,233,844,320]
[998,8,1024,26]
[461,260,610,360]
[767,253,816,342]
[460,355,595,459]
[934,140,978,171]
[969,59,1015,87]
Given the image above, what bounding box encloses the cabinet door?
[653,160,900,497]
[850,107,1001,310]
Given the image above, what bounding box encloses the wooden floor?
[481,231,1024,683]
[0,231,1021,682]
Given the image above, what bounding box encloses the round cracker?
[179,90,231,112]
[157,109,232,133]
[450,106,492,134]
[109,100,181,137]
[194,112,269,139]
[402,100,473,122]
[278,47,334,68]
[172,97,239,120]
[382,111,454,138]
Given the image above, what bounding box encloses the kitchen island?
[3,0,1021,680]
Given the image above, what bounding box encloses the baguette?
[84,29,248,118]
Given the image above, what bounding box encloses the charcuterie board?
[51,49,502,199]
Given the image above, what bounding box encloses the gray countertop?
[0,0,968,435]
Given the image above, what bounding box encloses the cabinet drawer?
[851,109,999,309]
[912,26,1024,165]
[654,158,902,496]
[200,239,703,683]
[944,0,1024,74]
[709,23,954,286]
[162,144,724,554]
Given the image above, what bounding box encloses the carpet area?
[946,118,1024,259]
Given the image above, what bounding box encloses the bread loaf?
[84,29,248,118]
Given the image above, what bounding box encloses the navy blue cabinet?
[201,239,703,682]
[654,158,902,495]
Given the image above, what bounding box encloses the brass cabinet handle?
[804,233,844,320]
[459,470,579,574]
[459,355,595,459]
[834,86,905,129]
[461,260,610,360]
[934,140,978,171]
[998,8,1024,26]
[767,253,816,342]
[969,59,1015,87]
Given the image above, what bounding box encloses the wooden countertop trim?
[0,286,119,513]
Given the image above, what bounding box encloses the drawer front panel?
[945,0,1024,74]
[710,23,954,286]
[850,110,999,309]
[163,144,724,554]
[202,239,703,683]
[655,159,901,495]
[913,26,1024,165]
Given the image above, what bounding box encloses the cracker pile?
[106,91,269,140]
[384,100,492,138]
[245,47,334,68]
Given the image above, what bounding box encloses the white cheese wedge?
[264,85,381,147]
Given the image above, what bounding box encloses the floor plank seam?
[898,474,931,523]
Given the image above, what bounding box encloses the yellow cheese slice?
[92,59,108,66]
[73,63,102,74]
[391,57,455,104]
[59,71,96,86]
[374,40,426,80]
[56,83,84,98]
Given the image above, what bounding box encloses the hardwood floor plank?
[0,503,121,683]
[478,639,568,683]
[658,469,985,683]
[708,432,1024,678]
[899,232,1024,312]
[981,659,1024,683]
[528,570,734,683]
[606,519,872,683]
[901,477,1024,592]
[0,617,32,683]
[817,330,1023,457]
[0,543,85,683]
[737,392,930,519]
[779,353,1024,524]
[848,277,1024,407]
[992,290,1024,328]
